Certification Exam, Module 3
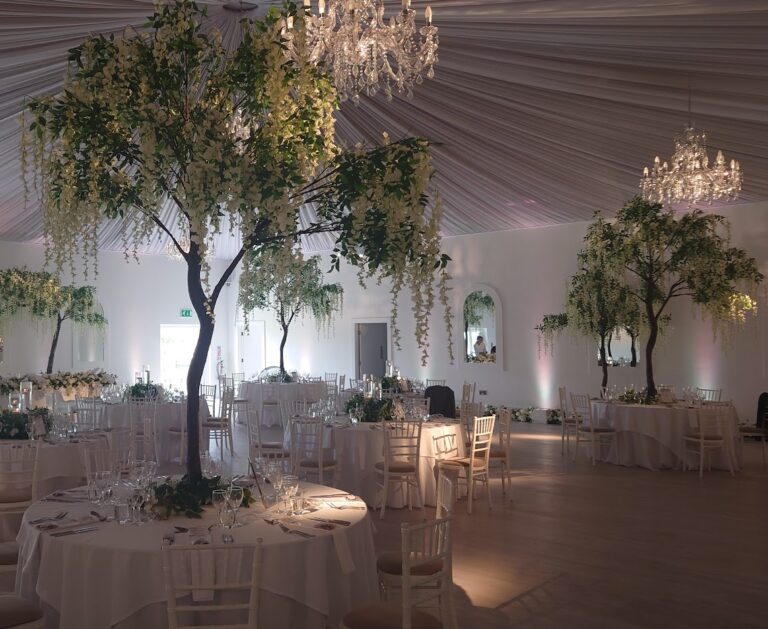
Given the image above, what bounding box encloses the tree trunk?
[645,311,658,401]
[186,255,213,482]
[607,331,613,360]
[599,335,609,390]
[46,314,64,374]
[630,335,637,367]
[279,323,289,375]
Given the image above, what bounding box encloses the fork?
[278,522,315,538]
[30,511,67,525]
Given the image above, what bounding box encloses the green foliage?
[0,268,106,328]
[464,291,494,328]
[509,406,535,423]
[0,409,50,440]
[127,382,158,400]
[535,313,568,356]
[545,409,562,425]
[345,393,394,422]
[151,475,255,520]
[617,388,658,405]
[380,376,400,392]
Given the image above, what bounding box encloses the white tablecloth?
[16,482,378,629]
[240,382,327,427]
[590,401,741,470]
[102,402,210,465]
[333,421,466,507]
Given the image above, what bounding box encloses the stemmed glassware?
[212,489,228,527]
[282,475,299,514]
[226,486,244,529]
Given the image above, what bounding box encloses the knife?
[309,516,351,527]
[50,526,99,537]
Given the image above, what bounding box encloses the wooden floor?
[213,422,768,629]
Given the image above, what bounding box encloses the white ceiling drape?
[1,0,767,258]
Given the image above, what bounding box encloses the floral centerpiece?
[345,393,394,422]
[546,409,562,425]
[150,475,256,520]
[0,370,117,397]
[618,388,658,405]
[0,408,51,440]
[126,382,162,400]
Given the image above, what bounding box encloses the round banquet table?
[239,382,327,427]
[284,418,466,507]
[590,400,741,471]
[16,482,378,629]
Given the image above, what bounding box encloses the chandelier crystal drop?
[165,232,215,263]
[285,0,438,104]
[640,125,743,206]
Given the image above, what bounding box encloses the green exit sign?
[180,308,193,318]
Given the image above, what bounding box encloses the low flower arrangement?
[546,409,562,425]
[345,393,394,422]
[617,388,659,405]
[467,353,496,364]
[0,408,51,440]
[150,475,256,520]
[508,406,535,423]
[0,369,117,396]
[127,382,161,400]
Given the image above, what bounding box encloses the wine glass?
[282,475,299,514]
[212,489,227,527]
[128,490,145,524]
[226,486,244,528]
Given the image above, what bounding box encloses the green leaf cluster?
[151,474,255,520]
[344,393,394,422]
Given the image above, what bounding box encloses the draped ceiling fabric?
[1,0,767,258]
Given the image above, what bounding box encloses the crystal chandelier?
[640,125,743,206]
[285,0,438,104]
[165,232,215,262]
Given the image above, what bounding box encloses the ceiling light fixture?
[640,90,742,206]
[285,0,438,104]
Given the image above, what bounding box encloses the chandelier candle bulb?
[426,6,432,24]
[319,0,325,15]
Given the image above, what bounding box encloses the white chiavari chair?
[489,407,512,496]
[426,379,445,388]
[559,386,578,455]
[259,383,280,428]
[202,389,234,460]
[246,407,290,467]
[128,397,158,463]
[570,393,618,465]
[459,401,483,447]
[289,417,338,486]
[338,374,346,390]
[162,542,263,629]
[460,381,475,404]
[344,517,457,629]
[696,387,722,402]
[0,442,39,516]
[375,420,424,520]
[438,415,495,515]
[199,384,218,419]
[74,396,104,430]
[683,406,736,477]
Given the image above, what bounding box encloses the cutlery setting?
[50,526,99,538]
[29,511,67,525]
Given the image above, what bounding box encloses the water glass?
[114,501,130,524]
[128,491,145,524]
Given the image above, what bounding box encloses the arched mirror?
[596,327,639,367]
[463,289,498,364]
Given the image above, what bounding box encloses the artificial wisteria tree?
[238,250,343,376]
[23,0,451,480]
[0,268,107,373]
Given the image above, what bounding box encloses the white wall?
[1,199,766,420]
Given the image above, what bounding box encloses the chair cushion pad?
[0,487,32,504]
[299,459,337,468]
[376,551,443,576]
[374,461,417,473]
[578,426,615,433]
[439,457,486,468]
[0,542,18,566]
[684,433,724,441]
[342,603,442,629]
[0,595,43,629]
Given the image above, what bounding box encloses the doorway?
[160,324,200,390]
[236,320,266,380]
[355,322,388,379]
